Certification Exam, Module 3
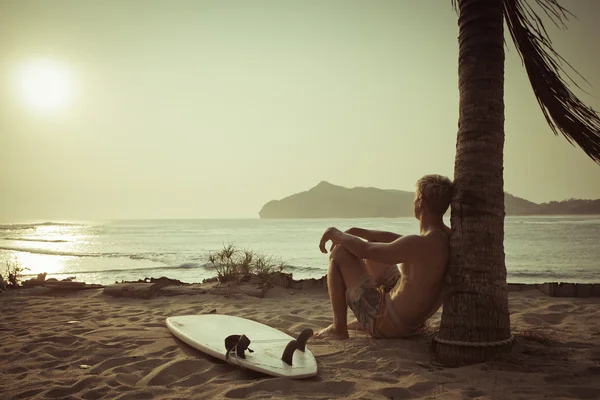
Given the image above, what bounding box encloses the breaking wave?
[0,246,100,257]
[0,222,81,231]
[4,238,69,243]
[21,262,216,279]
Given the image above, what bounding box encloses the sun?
[15,59,76,114]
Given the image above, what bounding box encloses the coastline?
[3,216,599,287]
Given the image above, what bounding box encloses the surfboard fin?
[281,328,314,366]
[281,340,297,366]
[296,328,313,352]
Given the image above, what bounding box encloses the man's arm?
[346,227,402,243]
[321,228,422,265]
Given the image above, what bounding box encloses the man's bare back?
[381,229,449,336]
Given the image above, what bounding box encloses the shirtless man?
[314,174,453,340]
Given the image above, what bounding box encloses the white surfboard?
[166,314,318,379]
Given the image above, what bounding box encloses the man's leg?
[314,246,371,340]
[347,260,400,331]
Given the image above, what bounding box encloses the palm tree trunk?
[434,0,513,366]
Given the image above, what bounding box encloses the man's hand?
[319,227,342,254]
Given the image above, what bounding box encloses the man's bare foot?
[313,324,349,340]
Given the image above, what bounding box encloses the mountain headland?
[259,181,600,218]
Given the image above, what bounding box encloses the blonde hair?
[416,174,453,215]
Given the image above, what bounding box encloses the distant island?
[258,181,600,218]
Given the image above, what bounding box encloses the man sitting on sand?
[314,174,453,340]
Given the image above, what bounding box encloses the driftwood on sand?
[20,273,104,291]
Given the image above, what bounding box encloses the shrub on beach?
[207,244,286,284]
[1,258,29,289]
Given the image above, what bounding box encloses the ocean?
[1,216,599,285]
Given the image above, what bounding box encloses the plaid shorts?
[346,266,400,338]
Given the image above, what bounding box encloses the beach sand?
[1,286,599,400]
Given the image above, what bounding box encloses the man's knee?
[330,245,359,263]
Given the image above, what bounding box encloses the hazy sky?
[1,0,599,220]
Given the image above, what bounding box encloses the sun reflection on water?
[0,224,93,279]
[8,252,68,277]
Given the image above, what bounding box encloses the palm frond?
[504,0,600,164]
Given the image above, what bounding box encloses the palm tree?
[434,0,600,366]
